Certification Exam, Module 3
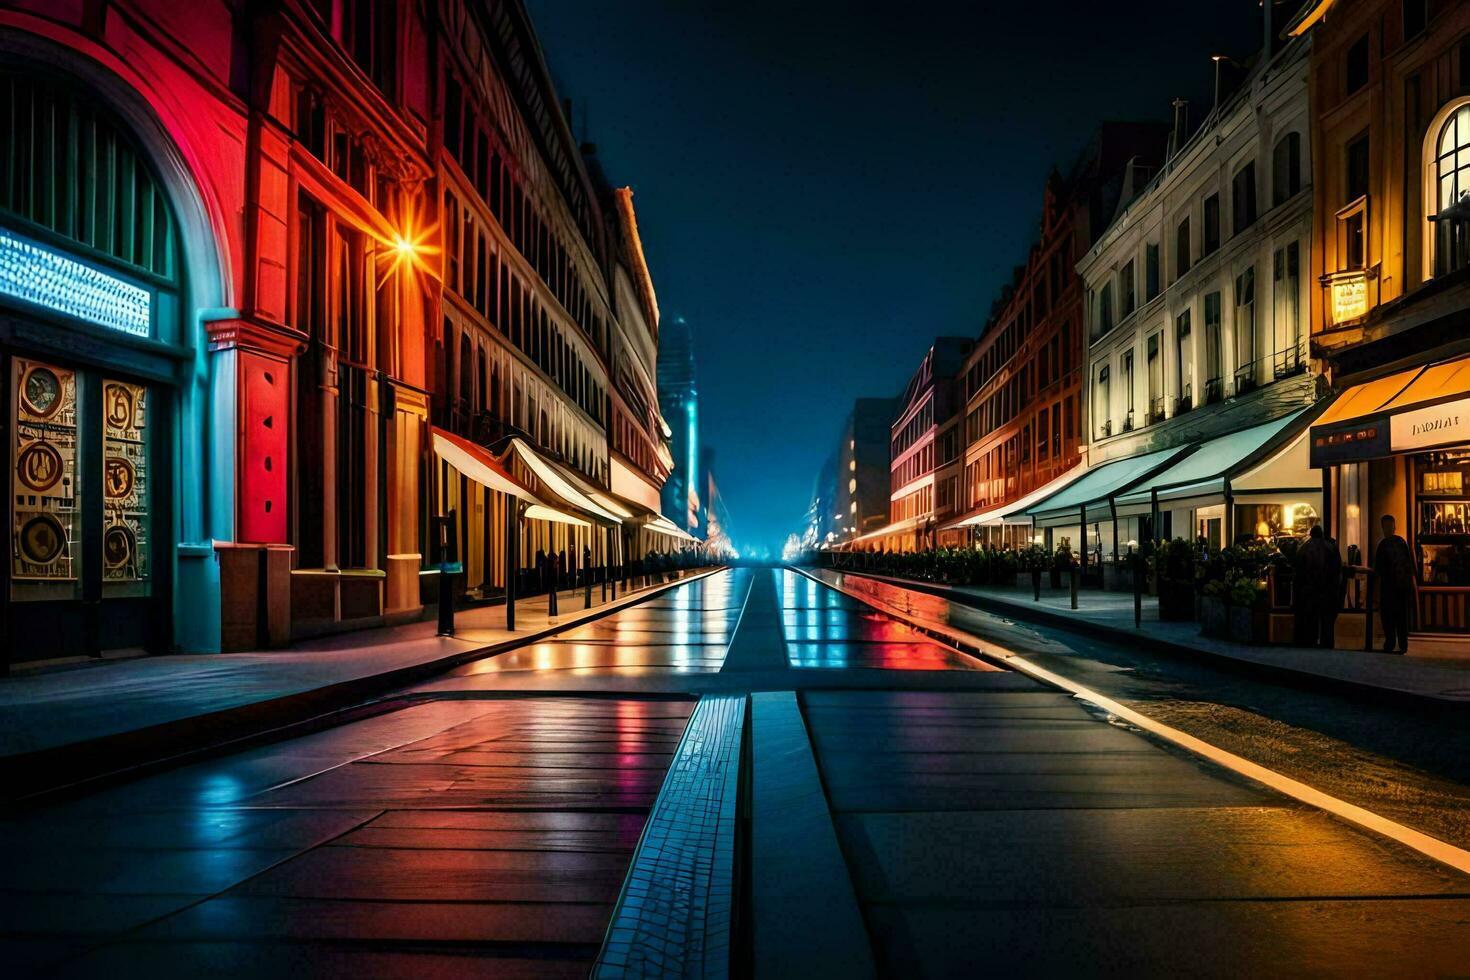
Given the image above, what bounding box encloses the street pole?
[505,500,520,631]
[1132,545,1142,628]
[437,510,456,637]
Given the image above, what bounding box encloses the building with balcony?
[1296,0,1470,636]
[942,123,1170,550]
[1062,18,1324,567]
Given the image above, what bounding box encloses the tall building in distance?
[658,315,700,535]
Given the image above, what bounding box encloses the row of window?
[1095,132,1302,337]
[891,484,933,524]
[964,396,1078,514]
[442,65,604,350]
[891,400,934,458]
[1092,242,1303,439]
[963,249,1071,399]
[613,408,657,478]
[891,442,935,494]
[444,310,608,486]
[443,187,605,426]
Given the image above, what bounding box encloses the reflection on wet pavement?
[776,570,996,671]
[449,571,748,676]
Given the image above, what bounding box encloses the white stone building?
[1062,32,1323,561]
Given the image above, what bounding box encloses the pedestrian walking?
[547,551,561,619]
[1373,514,1416,654]
[535,547,548,595]
[1298,525,1341,648]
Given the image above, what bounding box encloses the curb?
[803,567,1467,708]
[0,567,726,808]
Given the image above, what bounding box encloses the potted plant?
[1155,538,1196,621]
[1227,573,1267,643]
[1198,578,1228,637]
[1051,539,1075,589]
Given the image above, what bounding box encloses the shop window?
[294,193,327,568]
[11,360,80,599]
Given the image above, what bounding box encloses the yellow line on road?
[795,567,1470,879]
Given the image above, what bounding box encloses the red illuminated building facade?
[853,337,968,553]
[0,0,674,662]
[947,124,1169,547]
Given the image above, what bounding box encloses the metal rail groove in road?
[593,693,746,978]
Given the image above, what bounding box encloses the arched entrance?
[0,61,204,662]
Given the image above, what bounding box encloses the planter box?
[1157,580,1194,621]
[1228,605,1270,644]
[1199,596,1228,638]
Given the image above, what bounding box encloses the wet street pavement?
[3,567,1469,976]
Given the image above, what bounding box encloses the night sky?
[526,0,1266,555]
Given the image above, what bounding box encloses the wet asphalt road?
[1,566,1468,977]
[832,573,1470,854]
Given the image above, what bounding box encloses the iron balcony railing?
[1203,377,1225,405]
[1234,363,1259,398]
[1174,384,1193,416]
[1147,397,1167,425]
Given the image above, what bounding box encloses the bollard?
[585,568,593,609]
[436,513,456,637]
[1032,568,1041,602]
[1070,567,1079,610]
[548,580,559,624]
[1133,553,1142,629]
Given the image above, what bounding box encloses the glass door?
[9,357,159,660]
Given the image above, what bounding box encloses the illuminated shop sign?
[1330,273,1368,324]
[1390,397,1470,453]
[0,230,151,338]
[1310,417,1389,466]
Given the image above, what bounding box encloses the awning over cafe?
[942,465,1092,530]
[1026,445,1193,528]
[430,427,589,527]
[644,514,700,544]
[1114,408,1317,517]
[502,437,624,524]
[1310,354,1470,466]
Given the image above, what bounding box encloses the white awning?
[645,514,700,543]
[504,438,624,524]
[1027,445,1194,528]
[1114,408,1315,517]
[431,428,589,527]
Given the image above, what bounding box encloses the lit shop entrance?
[5,357,166,660]
[0,66,183,663]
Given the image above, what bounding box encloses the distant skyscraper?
[658,315,701,535]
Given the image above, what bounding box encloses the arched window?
[1428,100,1470,278]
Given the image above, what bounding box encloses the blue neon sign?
[0,230,151,338]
